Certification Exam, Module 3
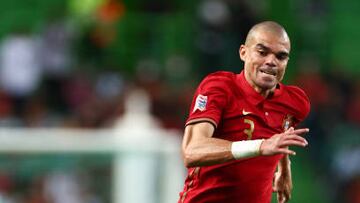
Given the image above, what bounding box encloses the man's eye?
[258,50,267,56]
[276,54,288,61]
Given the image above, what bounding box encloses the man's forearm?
[278,155,291,175]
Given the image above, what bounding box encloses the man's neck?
[243,72,276,98]
[253,86,275,98]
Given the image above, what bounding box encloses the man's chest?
[215,97,295,141]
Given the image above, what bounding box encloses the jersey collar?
[236,70,284,105]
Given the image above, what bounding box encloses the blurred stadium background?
[0,0,359,202]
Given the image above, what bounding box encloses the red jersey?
[179,71,310,203]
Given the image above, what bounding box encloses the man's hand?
[260,127,309,156]
[269,127,305,203]
[273,169,292,203]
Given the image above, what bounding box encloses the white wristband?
[231,139,264,160]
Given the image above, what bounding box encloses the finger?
[277,148,296,155]
[272,182,278,192]
[283,128,309,136]
[277,192,285,203]
[285,127,294,133]
[279,140,308,148]
[284,191,291,202]
[283,134,308,145]
[272,186,277,193]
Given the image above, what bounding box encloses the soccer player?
[179,21,310,203]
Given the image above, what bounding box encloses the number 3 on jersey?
[243,119,254,140]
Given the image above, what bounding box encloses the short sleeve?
[186,72,233,127]
[287,85,311,125]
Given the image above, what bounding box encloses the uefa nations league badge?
[193,94,208,112]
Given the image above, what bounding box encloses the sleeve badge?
[193,94,208,112]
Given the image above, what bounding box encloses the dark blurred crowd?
[0,0,190,130]
[0,2,122,129]
[294,60,360,203]
[0,1,204,202]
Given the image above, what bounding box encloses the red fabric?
[179,71,310,203]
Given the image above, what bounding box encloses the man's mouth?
[259,69,276,76]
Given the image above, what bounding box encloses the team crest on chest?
[282,114,293,131]
[193,94,208,112]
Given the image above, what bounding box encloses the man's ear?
[239,45,246,62]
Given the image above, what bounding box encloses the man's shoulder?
[194,71,239,96]
[281,84,311,119]
[200,71,237,86]
[282,85,309,102]
[207,71,236,78]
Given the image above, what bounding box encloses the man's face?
[239,30,290,92]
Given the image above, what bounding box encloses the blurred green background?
[0,0,359,202]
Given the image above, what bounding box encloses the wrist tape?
[231,139,264,160]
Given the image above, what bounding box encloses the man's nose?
[265,54,276,67]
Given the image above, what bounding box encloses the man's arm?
[274,155,292,203]
[182,122,234,167]
[182,122,309,167]
[273,127,297,203]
